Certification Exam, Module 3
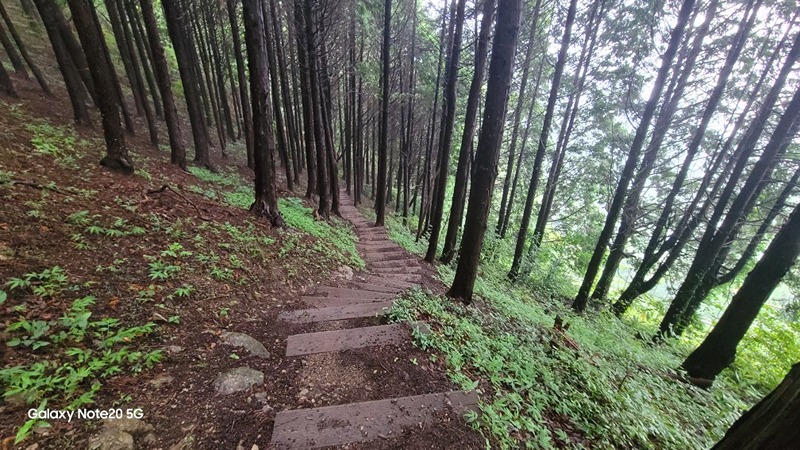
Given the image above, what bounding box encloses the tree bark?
[425,0,467,262]
[67,0,133,174]
[141,0,185,168]
[0,1,50,94]
[448,0,521,304]
[711,362,800,449]
[162,0,211,167]
[242,0,283,226]
[375,0,391,226]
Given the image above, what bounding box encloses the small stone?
[103,418,153,435]
[0,242,15,261]
[220,332,269,357]
[167,345,185,354]
[88,429,134,450]
[336,265,354,280]
[261,404,274,414]
[213,367,264,395]
[149,375,174,389]
[299,388,309,396]
[253,392,267,403]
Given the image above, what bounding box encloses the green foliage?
[390,288,749,449]
[6,266,69,298]
[25,122,75,158]
[279,197,365,269]
[2,279,161,444]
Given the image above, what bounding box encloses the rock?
[336,265,354,280]
[220,332,269,357]
[0,242,14,261]
[167,345,185,354]
[299,388,309,397]
[88,429,134,450]
[253,392,269,404]
[149,375,174,389]
[213,367,264,395]
[105,418,154,435]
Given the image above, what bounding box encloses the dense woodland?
[2,0,800,446]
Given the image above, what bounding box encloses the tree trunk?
[572,0,696,312]
[448,0,521,304]
[508,0,578,281]
[226,0,254,169]
[683,199,800,383]
[0,18,28,79]
[496,1,541,236]
[591,0,718,302]
[0,58,16,97]
[425,0,467,262]
[375,0,391,226]
[532,0,606,248]
[294,0,317,199]
[33,0,90,124]
[658,33,800,336]
[711,362,800,449]
[141,0,185,168]
[67,0,133,173]
[0,1,50,95]
[162,0,211,167]
[242,0,283,226]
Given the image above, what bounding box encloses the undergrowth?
[378,211,761,449]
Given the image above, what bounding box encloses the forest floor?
[0,73,485,449]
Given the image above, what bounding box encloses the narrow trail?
[269,190,479,449]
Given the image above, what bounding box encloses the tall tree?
[162,0,211,167]
[424,0,467,262]
[508,0,578,281]
[375,0,391,226]
[440,0,496,264]
[659,81,800,337]
[448,0,522,303]
[572,0,697,312]
[140,0,186,168]
[0,1,50,95]
[66,0,133,173]
[242,0,283,226]
[682,197,800,383]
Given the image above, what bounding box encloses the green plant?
[170,284,193,299]
[147,259,181,281]
[6,266,69,298]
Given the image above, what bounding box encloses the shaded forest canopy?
[1,0,800,447]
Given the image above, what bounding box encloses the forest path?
[269,190,479,449]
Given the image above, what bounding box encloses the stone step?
[285,322,425,356]
[301,295,391,308]
[358,275,419,289]
[357,244,400,252]
[314,287,394,299]
[278,301,394,324]
[363,251,410,262]
[372,266,424,275]
[270,390,479,448]
[370,259,420,269]
[371,273,424,284]
[343,282,405,294]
